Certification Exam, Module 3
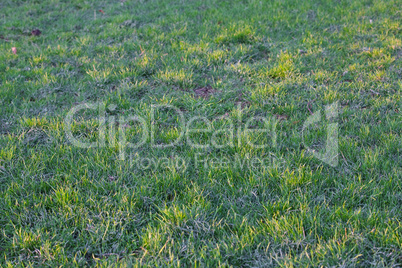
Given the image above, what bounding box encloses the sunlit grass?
[0,0,401,266]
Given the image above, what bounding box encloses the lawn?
[0,0,401,266]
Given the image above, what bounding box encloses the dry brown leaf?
[31,29,41,36]
[194,86,215,98]
[274,114,288,121]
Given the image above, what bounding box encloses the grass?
[0,0,401,266]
